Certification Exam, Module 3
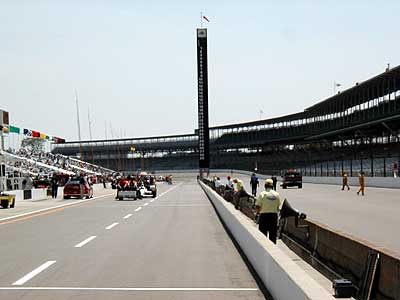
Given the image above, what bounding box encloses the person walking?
[50,175,59,199]
[341,172,350,190]
[271,175,277,191]
[250,173,259,197]
[357,171,365,196]
[255,179,282,244]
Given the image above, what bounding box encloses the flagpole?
[75,89,83,160]
[200,11,203,28]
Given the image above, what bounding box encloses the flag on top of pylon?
[203,15,210,22]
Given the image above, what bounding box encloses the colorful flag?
[40,133,47,140]
[9,125,20,134]
[23,129,32,136]
[1,126,9,133]
[32,131,40,138]
[203,15,210,22]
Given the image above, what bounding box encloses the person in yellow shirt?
[255,179,282,244]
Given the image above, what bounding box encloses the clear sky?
[1,0,399,141]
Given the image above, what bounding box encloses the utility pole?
[88,109,93,141]
[75,89,82,142]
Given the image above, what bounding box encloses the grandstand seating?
[1,149,114,180]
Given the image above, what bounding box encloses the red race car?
[63,176,93,199]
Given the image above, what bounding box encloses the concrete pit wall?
[199,180,335,300]
[282,218,400,300]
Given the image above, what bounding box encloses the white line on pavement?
[156,183,181,199]
[150,199,155,202]
[75,236,97,248]
[123,214,133,219]
[1,287,258,291]
[12,261,56,286]
[105,222,119,230]
[143,203,149,206]
[134,207,142,212]
[0,193,115,223]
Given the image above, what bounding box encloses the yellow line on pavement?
[0,194,114,226]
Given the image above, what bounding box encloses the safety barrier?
[282,218,400,300]
[199,180,334,300]
[31,188,48,201]
[210,169,400,189]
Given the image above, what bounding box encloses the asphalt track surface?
[228,173,400,254]
[0,179,266,300]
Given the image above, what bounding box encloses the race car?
[137,175,157,198]
[63,176,93,199]
[157,175,165,182]
[116,177,140,201]
[0,193,16,209]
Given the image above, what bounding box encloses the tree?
[21,138,45,153]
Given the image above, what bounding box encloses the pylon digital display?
[196,28,210,170]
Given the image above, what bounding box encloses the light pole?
[130,146,136,173]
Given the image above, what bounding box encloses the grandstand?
[0,148,114,192]
[52,65,400,175]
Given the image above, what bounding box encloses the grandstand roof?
[209,111,305,130]
[62,133,197,145]
[306,65,400,114]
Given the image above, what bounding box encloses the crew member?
[50,175,59,199]
[225,176,234,190]
[232,178,246,209]
[341,172,350,190]
[255,179,282,244]
[357,171,365,196]
[250,173,259,197]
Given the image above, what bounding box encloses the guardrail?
[199,179,334,300]
[210,169,400,189]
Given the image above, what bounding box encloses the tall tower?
[196,28,210,177]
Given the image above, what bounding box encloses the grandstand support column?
[350,159,353,177]
[0,130,4,151]
[383,156,386,177]
[371,155,374,177]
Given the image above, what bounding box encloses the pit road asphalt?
[0,179,266,300]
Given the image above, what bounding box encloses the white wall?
[31,188,47,201]
[210,169,400,189]
[6,190,24,201]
